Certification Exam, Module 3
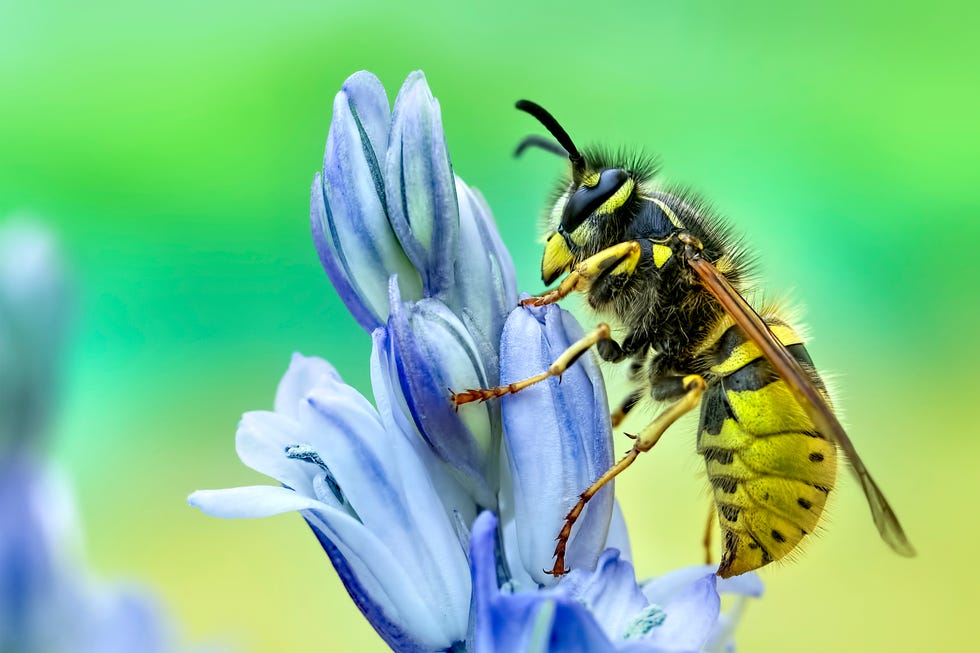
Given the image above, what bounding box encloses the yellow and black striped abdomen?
[697,322,838,578]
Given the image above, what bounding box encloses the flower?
[470,512,763,653]
[0,219,210,653]
[191,71,761,652]
[0,221,71,454]
[310,70,516,503]
[191,353,473,651]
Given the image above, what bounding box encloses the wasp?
[452,100,915,578]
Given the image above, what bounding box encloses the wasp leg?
[549,374,707,576]
[610,389,643,428]
[450,323,614,408]
[703,501,716,565]
[522,241,642,307]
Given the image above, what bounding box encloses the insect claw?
[624,432,637,440]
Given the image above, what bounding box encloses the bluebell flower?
[471,512,763,653]
[0,221,71,454]
[190,353,473,651]
[310,69,516,504]
[192,71,761,652]
[0,219,212,653]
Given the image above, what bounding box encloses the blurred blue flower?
[0,221,71,454]
[0,220,211,653]
[192,71,762,652]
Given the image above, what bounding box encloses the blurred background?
[2,1,977,650]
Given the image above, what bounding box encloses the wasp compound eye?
[560,168,630,233]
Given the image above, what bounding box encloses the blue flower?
[470,512,763,653]
[0,221,71,454]
[0,219,211,653]
[190,353,474,651]
[192,71,762,652]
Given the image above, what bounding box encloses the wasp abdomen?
[696,321,839,578]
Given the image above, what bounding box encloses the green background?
[3,1,977,650]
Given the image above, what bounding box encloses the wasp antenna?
[514,135,569,159]
[515,100,583,168]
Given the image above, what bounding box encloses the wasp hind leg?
[549,374,707,576]
[703,501,716,565]
[450,323,615,407]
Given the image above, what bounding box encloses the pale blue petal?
[188,485,324,519]
[386,280,497,507]
[234,411,316,498]
[299,388,472,636]
[384,71,458,298]
[313,72,422,331]
[716,572,764,599]
[303,509,462,650]
[447,177,518,370]
[641,565,716,605]
[604,500,633,564]
[370,328,478,533]
[557,549,648,642]
[643,572,720,652]
[500,303,614,585]
[470,512,625,653]
[273,352,341,417]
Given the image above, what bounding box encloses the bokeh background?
[3,1,978,650]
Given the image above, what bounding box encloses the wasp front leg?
[522,240,642,307]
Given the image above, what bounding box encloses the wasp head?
[515,100,651,284]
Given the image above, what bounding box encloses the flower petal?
[188,485,323,519]
[500,303,614,585]
[273,352,342,418]
[298,386,472,640]
[312,72,422,331]
[446,177,517,366]
[604,500,633,564]
[370,327,478,533]
[642,570,720,652]
[470,512,623,653]
[557,548,648,642]
[384,71,458,298]
[385,281,497,507]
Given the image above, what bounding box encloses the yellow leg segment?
[521,241,642,307]
[549,374,707,576]
[450,323,612,408]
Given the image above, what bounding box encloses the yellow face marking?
[541,232,574,283]
[652,243,672,268]
[650,197,684,229]
[710,324,804,376]
[580,171,600,188]
[595,178,635,215]
[567,222,595,247]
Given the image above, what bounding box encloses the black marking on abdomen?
[719,504,740,522]
[698,384,733,436]
[711,476,739,494]
[809,452,825,462]
[797,497,813,509]
[702,447,735,465]
[771,529,786,543]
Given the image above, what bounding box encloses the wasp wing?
[687,252,916,557]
